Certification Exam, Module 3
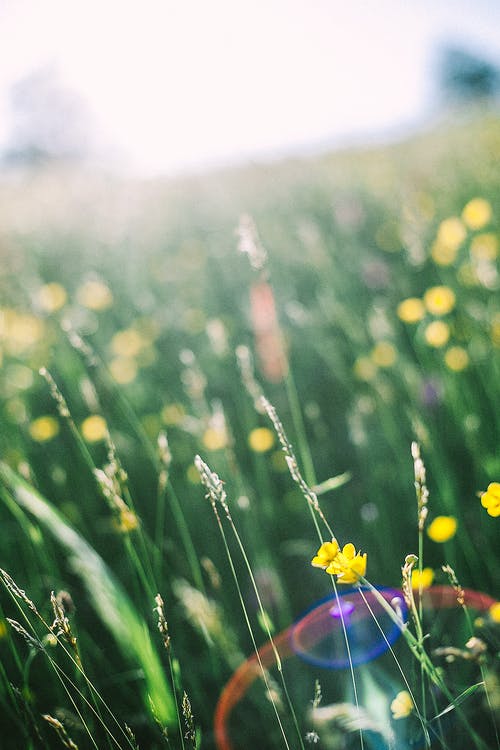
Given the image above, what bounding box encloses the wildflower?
[110,328,143,358]
[109,357,138,384]
[161,403,186,426]
[480,482,500,517]
[311,540,367,584]
[470,233,498,261]
[436,217,466,249]
[390,690,413,720]
[462,198,492,230]
[397,297,425,323]
[77,280,113,311]
[248,427,275,453]
[423,286,456,316]
[113,508,140,533]
[353,356,377,381]
[311,540,340,570]
[202,427,228,452]
[427,515,457,543]
[444,346,469,372]
[431,240,458,266]
[29,415,60,442]
[250,281,288,382]
[424,321,450,348]
[371,341,397,368]
[411,567,434,589]
[81,415,108,443]
[36,283,67,313]
[489,602,500,623]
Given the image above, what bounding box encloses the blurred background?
[1,0,500,175]
[0,2,500,749]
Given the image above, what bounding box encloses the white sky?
[0,0,499,175]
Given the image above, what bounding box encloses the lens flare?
[214,586,496,750]
[290,586,405,669]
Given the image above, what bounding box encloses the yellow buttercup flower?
[470,233,498,261]
[248,427,275,453]
[37,283,67,313]
[431,241,458,266]
[29,415,59,442]
[161,403,186,426]
[480,482,500,517]
[330,543,367,584]
[411,567,434,589]
[462,198,492,230]
[391,690,413,720]
[113,508,140,533]
[397,297,425,324]
[81,415,108,443]
[424,321,450,348]
[444,346,469,372]
[353,356,377,382]
[311,539,340,570]
[311,539,367,584]
[436,217,466,249]
[110,329,143,358]
[77,280,113,311]
[371,341,397,368]
[423,286,456,316]
[202,427,228,451]
[109,357,138,384]
[489,602,500,623]
[427,515,457,543]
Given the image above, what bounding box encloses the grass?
[0,108,499,748]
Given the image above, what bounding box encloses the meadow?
[0,110,499,749]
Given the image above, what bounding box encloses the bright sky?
[0,0,499,175]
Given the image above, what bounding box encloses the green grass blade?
[0,461,175,726]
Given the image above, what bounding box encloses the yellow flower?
[36,283,67,313]
[311,540,367,584]
[109,357,138,384]
[462,198,492,230]
[202,427,228,451]
[391,690,413,720]
[329,542,367,584]
[371,341,397,368]
[248,427,275,453]
[0,620,8,639]
[480,482,500,517]
[77,280,113,311]
[113,508,140,533]
[431,241,458,266]
[161,403,186,426]
[436,217,466,249]
[411,567,434,589]
[81,415,108,443]
[353,356,377,381]
[29,415,59,442]
[424,321,450,348]
[311,539,340,570]
[423,286,456,316]
[444,346,469,372]
[427,515,457,543]
[397,297,425,324]
[489,602,500,623]
[470,233,498,261]
[110,329,143,358]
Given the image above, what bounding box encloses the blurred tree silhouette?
[439,45,500,102]
[3,65,94,165]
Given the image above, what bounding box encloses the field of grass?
[0,110,499,749]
